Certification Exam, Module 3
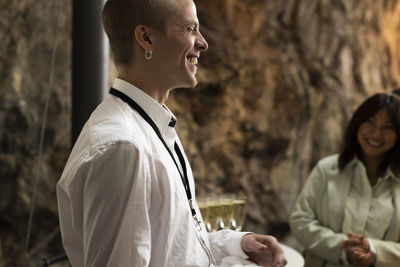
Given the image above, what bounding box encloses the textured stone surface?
[0,0,71,266]
[1,0,400,265]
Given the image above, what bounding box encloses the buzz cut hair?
[102,0,175,66]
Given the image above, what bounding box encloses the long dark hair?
[338,93,400,176]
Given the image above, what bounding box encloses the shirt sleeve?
[289,163,347,264]
[368,238,377,262]
[369,238,400,266]
[78,141,152,267]
[208,229,250,263]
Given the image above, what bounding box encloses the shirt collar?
[350,156,399,182]
[383,168,399,182]
[112,78,176,133]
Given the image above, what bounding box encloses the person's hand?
[241,234,287,267]
[344,248,374,267]
[342,232,374,267]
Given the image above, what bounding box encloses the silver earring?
[145,50,152,60]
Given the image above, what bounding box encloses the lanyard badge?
[110,88,215,265]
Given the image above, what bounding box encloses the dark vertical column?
[72,0,109,145]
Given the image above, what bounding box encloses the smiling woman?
[339,93,400,180]
[290,92,400,267]
[357,108,397,183]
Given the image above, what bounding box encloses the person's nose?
[196,32,208,52]
[371,126,384,139]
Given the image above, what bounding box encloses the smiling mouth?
[187,55,198,65]
[366,138,382,147]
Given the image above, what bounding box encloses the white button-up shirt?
[57,78,248,267]
[327,158,395,267]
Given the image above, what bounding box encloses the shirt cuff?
[227,231,252,258]
[368,238,377,263]
[340,248,350,265]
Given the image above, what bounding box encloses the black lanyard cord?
[109,88,195,216]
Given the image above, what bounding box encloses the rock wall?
[0,0,71,266]
[1,0,400,265]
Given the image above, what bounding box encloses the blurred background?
[1,0,400,266]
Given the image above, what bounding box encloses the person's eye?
[186,25,198,33]
[384,124,394,130]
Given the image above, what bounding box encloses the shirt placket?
[354,174,372,234]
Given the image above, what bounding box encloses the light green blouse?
[342,164,394,240]
[327,161,395,267]
[290,154,400,267]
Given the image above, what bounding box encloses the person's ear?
[134,25,153,51]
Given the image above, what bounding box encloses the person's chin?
[180,82,197,89]
[189,74,198,87]
[183,75,198,88]
[173,70,198,88]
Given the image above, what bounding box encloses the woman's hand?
[241,234,287,267]
[342,232,374,267]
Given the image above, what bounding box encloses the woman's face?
[150,0,208,90]
[357,108,397,163]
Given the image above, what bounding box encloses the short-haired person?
[57,0,287,266]
[290,93,400,267]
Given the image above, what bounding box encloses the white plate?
[280,243,304,267]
